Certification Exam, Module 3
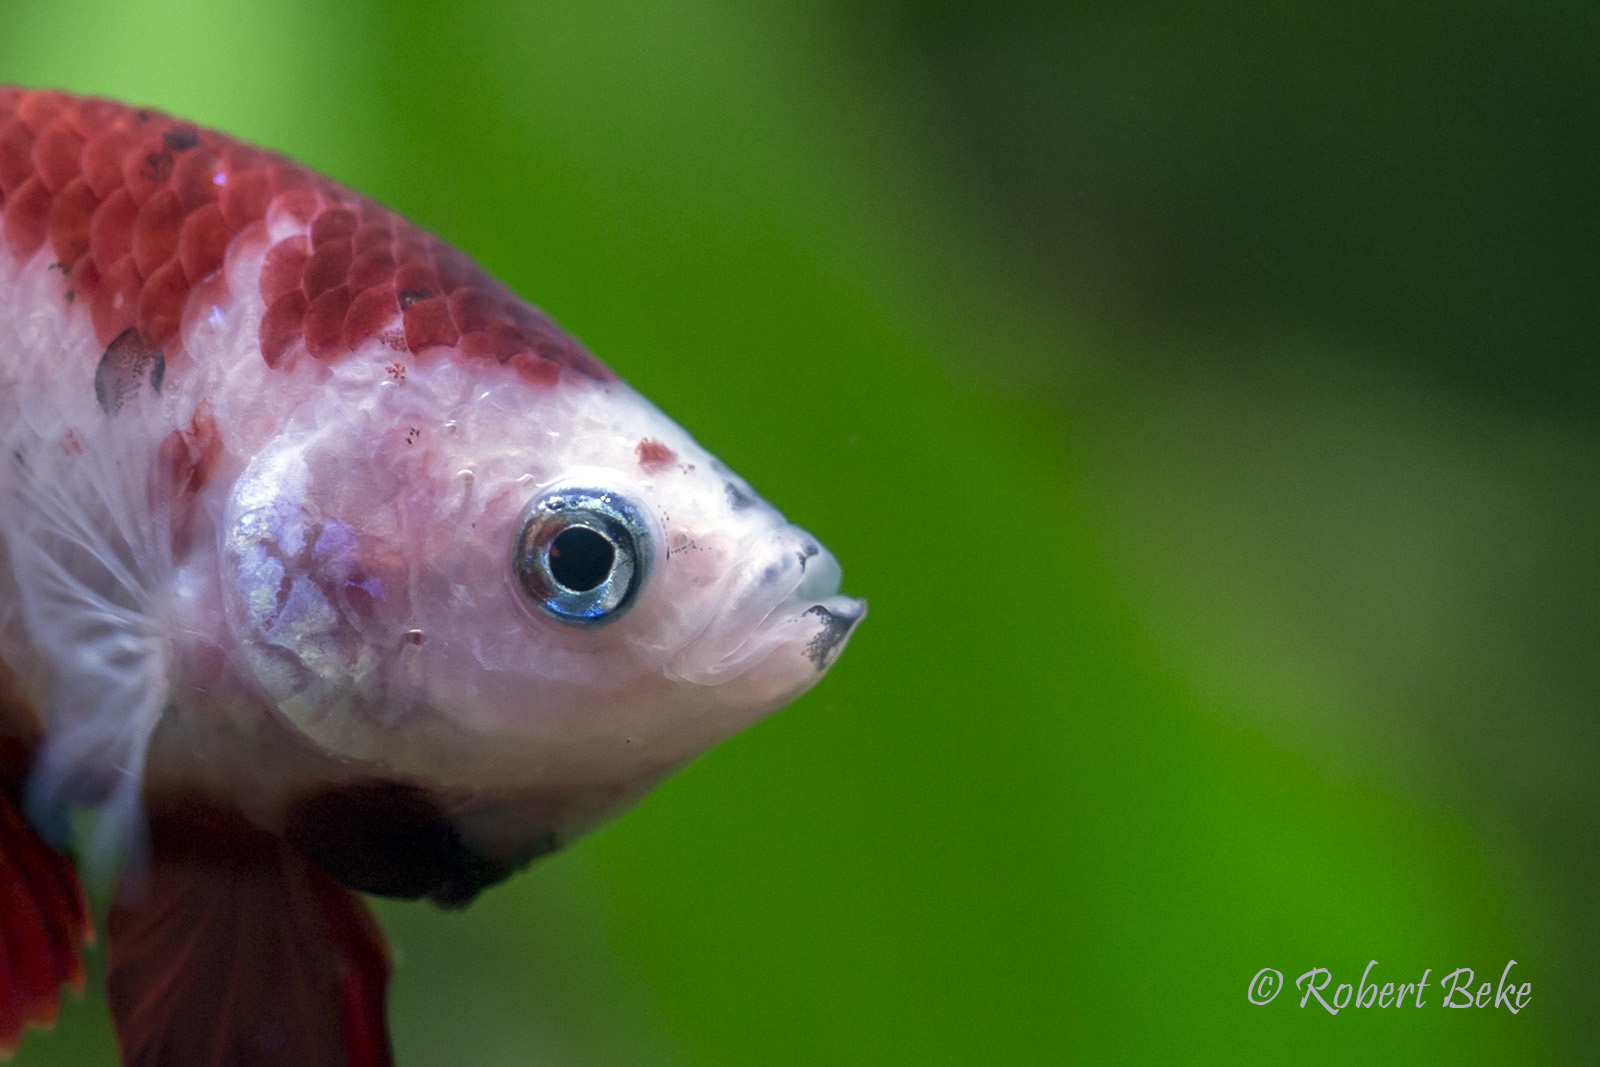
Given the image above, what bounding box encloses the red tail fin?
[0,737,93,1058]
[107,804,392,1067]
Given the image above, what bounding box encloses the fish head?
[219,353,863,820]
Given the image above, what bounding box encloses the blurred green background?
[4,1,1595,1063]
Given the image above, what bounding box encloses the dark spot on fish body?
[284,779,556,908]
[397,287,435,310]
[160,127,201,153]
[724,480,755,510]
[140,150,173,187]
[94,328,164,415]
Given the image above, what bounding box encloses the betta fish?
[0,88,862,1065]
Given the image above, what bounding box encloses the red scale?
[0,87,609,385]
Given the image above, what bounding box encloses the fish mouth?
[799,601,865,671]
[776,533,866,673]
[666,525,865,696]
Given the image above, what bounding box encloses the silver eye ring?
[512,487,652,625]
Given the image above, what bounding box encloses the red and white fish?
[0,88,862,1065]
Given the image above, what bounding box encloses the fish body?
[0,88,861,1063]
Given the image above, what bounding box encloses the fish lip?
[799,599,866,672]
[664,529,864,687]
[679,589,864,691]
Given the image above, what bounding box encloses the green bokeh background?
[4,2,1595,1063]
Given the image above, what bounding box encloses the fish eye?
[512,487,652,625]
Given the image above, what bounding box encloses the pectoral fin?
[108,804,392,1067]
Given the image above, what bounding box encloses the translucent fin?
[0,379,176,883]
[108,805,393,1067]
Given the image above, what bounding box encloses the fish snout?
[666,526,864,700]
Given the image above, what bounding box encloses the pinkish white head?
[219,354,864,819]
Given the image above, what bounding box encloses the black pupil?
[549,525,615,592]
